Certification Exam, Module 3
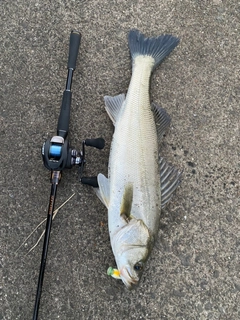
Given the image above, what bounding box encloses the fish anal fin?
[104,94,125,125]
[120,183,133,222]
[151,103,171,140]
[160,157,182,208]
[95,173,110,208]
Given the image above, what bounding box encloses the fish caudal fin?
[128,29,179,69]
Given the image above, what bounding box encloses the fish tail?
[128,29,179,69]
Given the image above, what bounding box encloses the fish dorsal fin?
[95,173,110,208]
[160,157,182,208]
[104,94,125,125]
[151,103,171,139]
[120,183,133,222]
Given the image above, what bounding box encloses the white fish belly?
[108,56,161,236]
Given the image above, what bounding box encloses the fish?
[95,29,182,289]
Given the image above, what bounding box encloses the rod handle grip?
[57,90,72,138]
[68,31,81,70]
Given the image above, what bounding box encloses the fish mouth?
[120,266,140,289]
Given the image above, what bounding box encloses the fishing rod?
[32,31,104,320]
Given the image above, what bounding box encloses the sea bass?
[96,29,182,289]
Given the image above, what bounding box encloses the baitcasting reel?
[42,135,104,187]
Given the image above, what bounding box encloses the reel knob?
[81,176,99,187]
[85,138,105,149]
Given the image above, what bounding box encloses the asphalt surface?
[1,1,240,319]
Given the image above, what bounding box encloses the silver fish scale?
[108,56,161,236]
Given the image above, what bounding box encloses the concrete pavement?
[1,1,239,319]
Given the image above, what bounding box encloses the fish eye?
[134,262,143,271]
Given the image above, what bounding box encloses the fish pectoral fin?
[159,157,183,208]
[104,94,125,125]
[151,103,171,140]
[95,173,110,208]
[120,183,133,222]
